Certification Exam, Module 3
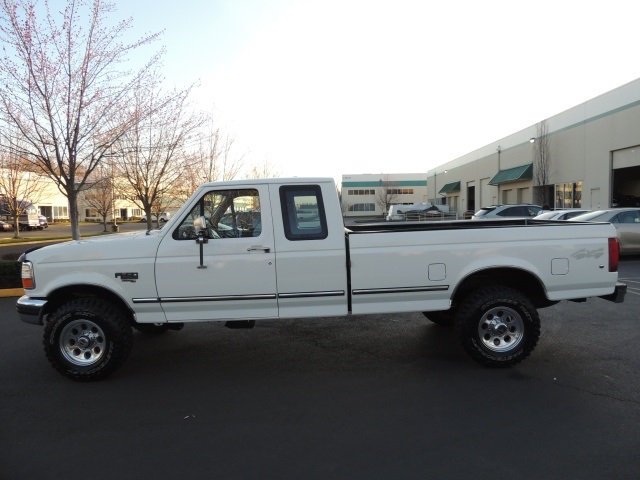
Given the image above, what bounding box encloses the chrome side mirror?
[194,216,207,236]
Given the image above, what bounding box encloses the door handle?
[247,245,271,253]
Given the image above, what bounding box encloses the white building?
[0,169,143,223]
[341,173,428,218]
[342,78,640,219]
[427,77,640,215]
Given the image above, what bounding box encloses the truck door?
[155,185,278,322]
[270,184,348,318]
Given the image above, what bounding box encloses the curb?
[0,288,24,298]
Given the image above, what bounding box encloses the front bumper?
[16,295,48,325]
[599,282,627,304]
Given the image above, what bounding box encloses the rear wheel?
[455,286,540,367]
[44,298,132,381]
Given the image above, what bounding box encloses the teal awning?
[488,163,533,186]
[438,181,461,194]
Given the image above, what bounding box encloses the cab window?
[279,185,328,241]
[174,189,261,240]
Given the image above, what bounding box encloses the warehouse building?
[342,77,640,218]
[341,173,428,218]
[427,77,640,215]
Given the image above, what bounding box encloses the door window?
[174,189,261,240]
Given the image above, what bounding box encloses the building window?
[555,182,582,209]
[348,203,375,212]
[348,189,375,195]
[53,206,69,219]
[387,188,414,195]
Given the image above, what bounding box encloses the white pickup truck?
[17,177,626,380]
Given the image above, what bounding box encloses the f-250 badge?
[115,272,139,283]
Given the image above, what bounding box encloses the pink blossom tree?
[0,0,163,239]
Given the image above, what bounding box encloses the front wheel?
[455,286,540,367]
[44,298,133,381]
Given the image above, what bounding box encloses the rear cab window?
[279,185,328,241]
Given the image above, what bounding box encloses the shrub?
[0,260,22,289]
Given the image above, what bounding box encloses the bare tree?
[374,175,400,217]
[533,119,552,207]
[0,0,163,239]
[0,127,48,237]
[81,164,114,232]
[115,75,201,230]
[244,159,281,179]
[180,115,245,196]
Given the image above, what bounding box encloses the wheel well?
[452,268,553,309]
[43,285,135,324]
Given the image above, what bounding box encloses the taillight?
[608,238,619,272]
[21,262,35,289]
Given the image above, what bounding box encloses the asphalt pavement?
[1,258,639,479]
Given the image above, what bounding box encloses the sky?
[122,0,640,182]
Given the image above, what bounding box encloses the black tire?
[455,286,540,367]
[43,298,133,381]
[422,310,455,326]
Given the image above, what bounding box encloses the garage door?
[480,177,492,207]
[613,146,640,169]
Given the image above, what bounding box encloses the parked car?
[0,220,14,231]
[38,215,48,229]
[471,204,541,220]
[140,212,170,223]
[570,208,640,254]
[533,209,590,221]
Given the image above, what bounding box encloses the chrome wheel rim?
[59,319,106,366]
[477,306,524,353]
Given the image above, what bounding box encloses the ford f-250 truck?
[16,178,627,380]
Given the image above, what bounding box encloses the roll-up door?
[613,146,640,169]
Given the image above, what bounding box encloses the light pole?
[111,161,118,232]
[496,145,501,203]
[433,169,447,205]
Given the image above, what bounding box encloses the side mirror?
[193,216,208,269]
[194,216,207,236]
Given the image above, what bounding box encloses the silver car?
[533,209,590,220]
[570,208,640,255]
[472,204,541,220]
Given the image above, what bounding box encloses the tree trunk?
[68,190,81,240]
[13,216,20,239]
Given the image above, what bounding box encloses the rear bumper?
[599,282,627,303]
[16,295,47,325]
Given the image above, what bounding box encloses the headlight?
[21,262,35,289]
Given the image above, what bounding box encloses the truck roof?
[198,177,335,189]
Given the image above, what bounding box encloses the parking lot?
[0,257,639,479]
[0,220,148,240]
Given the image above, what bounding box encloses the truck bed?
[346,218,598,234]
